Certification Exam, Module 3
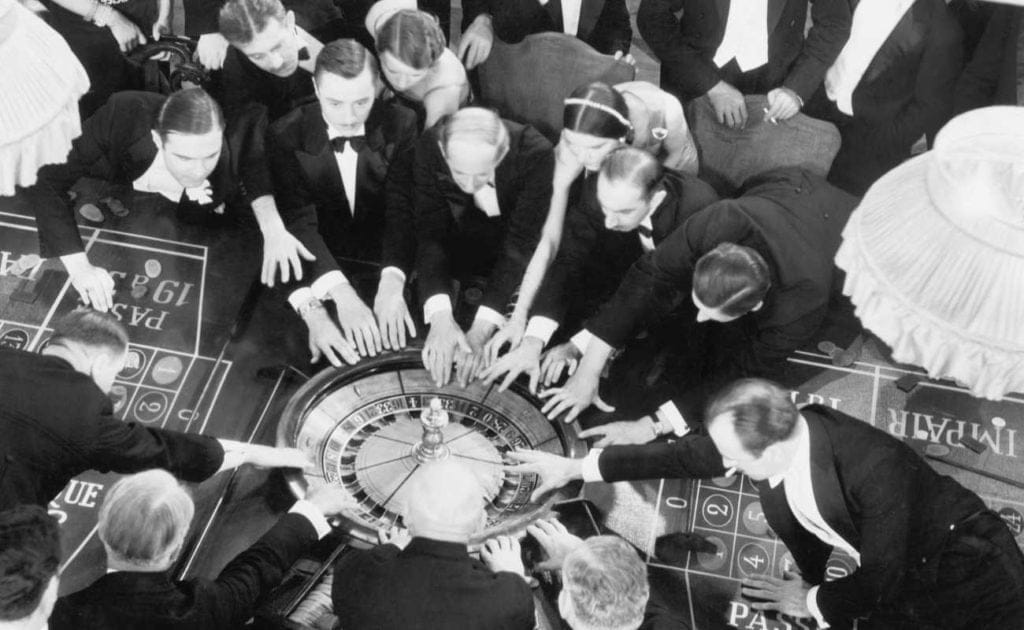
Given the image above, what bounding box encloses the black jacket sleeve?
[24,97,129,258]
[480,126,553,315]
[782,0,852,102]
[530,196,604,324]
[412,134,458,309]
[203,512,320,628]
[862,3,964,157]
[637,0,722,99]
[83,399,224,482]
[588,0,632,55]
[597,434,727,482]
[380,123,418,275]
[953,5,1016,114]
[492,0,553,44]
[266,119,342,287]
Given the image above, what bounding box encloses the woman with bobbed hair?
[366,1,470,128]
[19,87,279,312]
[413,107,553,388]
[483,80,699,364]
[49,469,355,630]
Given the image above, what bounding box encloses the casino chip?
[151,355,184,385]
[144,259,162,278]
[131,284,148,299]
[77,203,105,223]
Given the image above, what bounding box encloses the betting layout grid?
[625,354,1024,630]
[0,211,233,592]
[782,351,1024,551]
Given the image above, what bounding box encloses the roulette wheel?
[277,349,587,548]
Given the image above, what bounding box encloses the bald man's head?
[401,460,489,542]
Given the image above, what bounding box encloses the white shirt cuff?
[381,266,406,283]
[473,306,507,328]
[807,586,830,628]
[424,294,453,323]
[580,448,604,482]
[288,287,315,312]
[311,270,349,300]
[289,499,332,539]
[525,316,558,345]
[570,329,594,355]
[655,402,690,437]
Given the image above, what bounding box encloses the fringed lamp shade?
[836,106,1024,400]
[0,0,89,196]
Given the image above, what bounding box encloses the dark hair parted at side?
[48,309,129,356]
[0,505,61,621]
[376,9,446,70]
[315,38,379,81]
[706,379,798,457]
[153,88,225,141]
[600,147,664,201]
[564,82,632,141]
[693,243,770,318]
[218,0,286,45]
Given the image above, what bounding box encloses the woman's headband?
[564,97,633,131]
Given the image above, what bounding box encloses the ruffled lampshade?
[0,0,90,196]
[836,106,1024,400]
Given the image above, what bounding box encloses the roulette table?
[276,348,588,548]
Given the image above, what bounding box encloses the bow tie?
[331,136,366,153]
[635,224,653,239]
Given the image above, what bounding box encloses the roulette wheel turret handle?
[414,397,451,462]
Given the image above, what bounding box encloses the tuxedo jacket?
[413,120,553,315]
[954,5,1022,113]
[531,169,719,325]
[585,167,856,375]
[50,512,318,630]
[808,0,963,195]
[22,91,266,259]
[0,348,223,509]
[636,0,852,102]
[268,99,419,283]
[331,537,535,630]
[492,0,632,55]
[597,405,992,628]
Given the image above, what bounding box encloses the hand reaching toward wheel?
[503,450,584,502]
[329,283,382,358]
[422,312,471,387]
[578,418,658,448]
[539,368,614,423]
[480,336,543,393]
[526,518,585,571]
[480,535,526,577]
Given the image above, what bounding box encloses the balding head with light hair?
[98,470,195,572]
[400,460,489,543]
[559,536,649,630]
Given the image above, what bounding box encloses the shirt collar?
[325,120,367,140]
[767,414,808,488]
[133,148,212,204]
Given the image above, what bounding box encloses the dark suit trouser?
[864,511,1024,629]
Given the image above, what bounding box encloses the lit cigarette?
[724,466,738,477]
[762,108,778,125]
